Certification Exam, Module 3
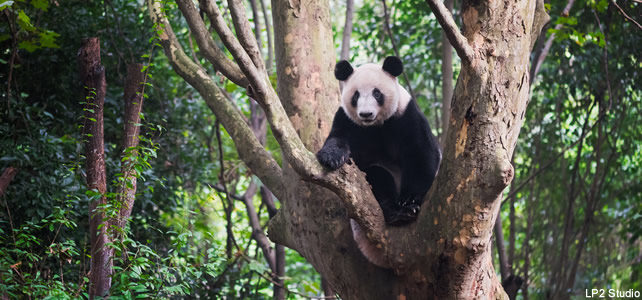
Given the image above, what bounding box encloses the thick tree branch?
[425,0,475,66]
[154,2,380,244]
[149,0,284,196]
[196,1,341,187]
[153,3,375,244]
[175,0,248,87]
[197,0,268,95]
[340,0,354,61]
[227,0,266,71]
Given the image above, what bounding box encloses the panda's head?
[335,56,411,126]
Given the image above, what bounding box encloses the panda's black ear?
[335,60,354,81]
[382,56,403,77]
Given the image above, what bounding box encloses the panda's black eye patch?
[351,91,360,107]
[372,88,384,106]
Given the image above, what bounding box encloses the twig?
[105,0,135,63]
[4,10,17,104]
[187,28,204,69]
[241,179,277,270]
[210,183,244,200]
[530,0,576,85]
[501,109,606,205]
[424,0,475,66]
[215,119,239,257]
[236,253,336,299]
[611,0,642,29]
[592,10,613,111]
[258,0,274,72]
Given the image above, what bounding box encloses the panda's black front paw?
[316,146,349,170]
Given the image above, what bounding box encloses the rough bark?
[78,37,112,299]
[150,0,549,298]
[114,63,145,230]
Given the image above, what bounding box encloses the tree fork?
[149,0,550,297]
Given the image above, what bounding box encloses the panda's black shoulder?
[393,99,429,128]
[388,99,437,144]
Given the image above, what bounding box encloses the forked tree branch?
[175,0,248,86]
[196,0,268,96]
[152,0,396,266]
[424,0,475,66]
[149,0,285,196]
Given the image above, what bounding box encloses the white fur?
[340,64,411,126]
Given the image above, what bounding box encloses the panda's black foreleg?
[317,137,351,170]
[317,108,354,170]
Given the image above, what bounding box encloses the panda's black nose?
[359,112,373,118]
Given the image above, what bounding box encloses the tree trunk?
[149,0,549,297]
[78,37,112,299]
[114,63,145,230]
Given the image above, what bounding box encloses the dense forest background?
[0,0,640,298]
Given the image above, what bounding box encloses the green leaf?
[17,10,36,32]
[31,0,48,11]
[18,40,38,52]
[39,30,60,48]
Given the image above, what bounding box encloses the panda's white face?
[339,63,411,127]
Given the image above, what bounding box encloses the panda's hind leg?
[364,166,402,224]
[387,202,421,226]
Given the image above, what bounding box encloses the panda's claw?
[316,147,349,170]
[385,201,421,226]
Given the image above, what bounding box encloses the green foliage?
[1,0,60,52]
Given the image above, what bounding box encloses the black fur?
[317,101,440,225]
[335,60,354,81]
[382,56,403,77]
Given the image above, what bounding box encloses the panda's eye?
[372,88,384,105]
[351,91,360,107]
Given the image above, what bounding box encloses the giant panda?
[316,56,441,268]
